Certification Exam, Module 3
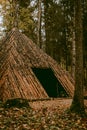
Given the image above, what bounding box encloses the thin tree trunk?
[37,0,42,48]
[13,0,19,28]
[71,6,76,79]
[71,31,75,79]
[43,0,49,54]
[70,0,85,115]
[85,66,87,91]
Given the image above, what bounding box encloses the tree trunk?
[37,0,42,48]
[71,31,75,79]
[43,0,50,54]
[13,0,19,28]
[70,4,76,79]
[70,0,85,115]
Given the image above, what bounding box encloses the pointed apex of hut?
[12,27,18,31]
[0,29,74,101]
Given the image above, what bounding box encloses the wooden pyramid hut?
[0,28,74,101]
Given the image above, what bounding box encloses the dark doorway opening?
[32,68,68,98]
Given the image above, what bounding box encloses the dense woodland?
[0,0,87,116]
[0,0,87,86]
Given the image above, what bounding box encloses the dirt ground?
[30,98,72,110]
[30,98,87,111]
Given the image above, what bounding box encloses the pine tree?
[1,0,36,41]
[43,0,66,64]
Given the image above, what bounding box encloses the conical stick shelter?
[0,28,74,101]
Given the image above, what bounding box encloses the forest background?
[0,0,87,91]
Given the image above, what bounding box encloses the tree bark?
[43,0,50,54]
[70,0,85,115]
[37,0,42,48]
[71,31,75,79]
[13,0,19,28]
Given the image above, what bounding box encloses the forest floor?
[0,98,87,130]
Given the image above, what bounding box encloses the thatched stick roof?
[0,28,74,101]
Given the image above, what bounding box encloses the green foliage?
[1,0,87,75]
[43,0,69,65]
[1,0,37,41]
[19,0,30,7]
